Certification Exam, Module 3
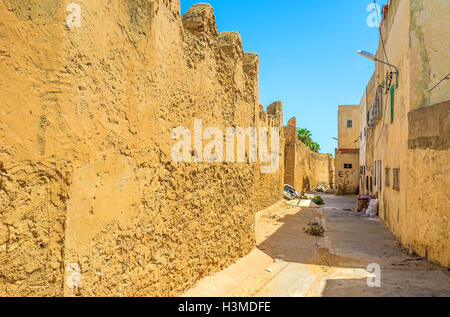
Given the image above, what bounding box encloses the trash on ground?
[357,194,379,217]
[313,182,331,193]
[284,184,308,200]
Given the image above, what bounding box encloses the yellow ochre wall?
[367,0,449,267]
[335,105,360,195]
[284,117,335,193]
[0,1,286,296]
[338,105,360,150]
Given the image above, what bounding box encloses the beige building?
[337,105,361,150]
[335,105,360,194]
[359,0,449,267]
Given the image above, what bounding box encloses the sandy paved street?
[185,194,450,297]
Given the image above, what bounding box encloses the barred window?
[347,120,353,128]
[393,168,400,191]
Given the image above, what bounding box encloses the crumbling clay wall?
[405,101,449,267]
[0,1,284,296]
[283,117,334,193]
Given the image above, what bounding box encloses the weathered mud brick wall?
[406,101,449,267]
[0,1,284,296]
[284,117,334,192]
[253,102,285,210]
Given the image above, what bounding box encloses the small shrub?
[303,222,325,236]
[312,196,324,205]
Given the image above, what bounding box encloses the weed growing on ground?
[303,222,325,236]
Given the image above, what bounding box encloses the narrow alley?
[185,195,450,297]
[1,0,448,302]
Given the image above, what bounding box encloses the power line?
[428,72,450,94]
[373,0,392,149]
[374,0,393,73]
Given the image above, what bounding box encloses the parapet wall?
[0,1,284,296]
[284,117,334,192]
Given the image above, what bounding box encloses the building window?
[377,160,382,191]
[347,120,353,128]
[385,168,390,187]
[360,166,366,175]
[344,164,353,169]
[393,168,400,191]
[366,176,369,190]
[373,161,376,186]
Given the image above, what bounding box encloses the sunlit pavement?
[184,195,450,297]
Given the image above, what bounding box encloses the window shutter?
[390,85,395,123]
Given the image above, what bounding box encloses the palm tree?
[311,142,321,153]
[297,128,312,145]
[297,128,321,153]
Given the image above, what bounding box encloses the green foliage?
[312,196,324,205]
[297,128,321,153]
[310,142,321,153]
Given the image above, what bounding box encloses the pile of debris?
[357,194,378,217]
[313,181,331,193]
[284,184,323,208]
[283,184,304,200]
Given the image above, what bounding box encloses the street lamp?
[358,50,399,88]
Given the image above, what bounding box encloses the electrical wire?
[373,0,392,149]
[428,72,450,94]
[374,0,393,72]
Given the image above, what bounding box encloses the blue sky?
[180,0,388,155]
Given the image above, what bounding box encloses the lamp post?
[357,50,399,88]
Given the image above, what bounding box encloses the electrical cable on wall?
[373,0,392,149]
[428,72,450,94]
[374,0,393,73]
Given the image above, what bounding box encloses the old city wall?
[0,1,284,296]
[284,117,334,193]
